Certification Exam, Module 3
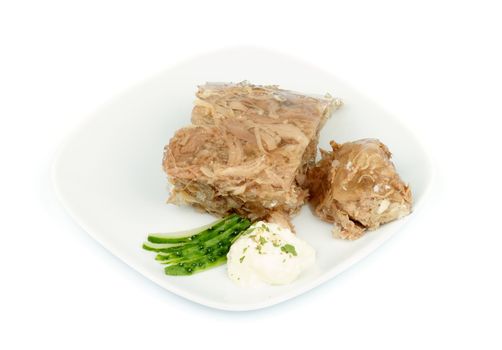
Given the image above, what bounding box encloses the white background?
[1,1,500,349]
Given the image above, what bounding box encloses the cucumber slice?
[146,215,237,244]
[142,241,183,252]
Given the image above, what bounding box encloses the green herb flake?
[281,244,297,256]
[255,245,265,254]
[259,236,267,245]
[244,227,255,236]
[243,247,248,253]
[240,256,245,263]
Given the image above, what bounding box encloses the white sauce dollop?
[227,221,316,287]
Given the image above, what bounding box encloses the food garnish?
[143,214,251,276]
[227,221,315,286]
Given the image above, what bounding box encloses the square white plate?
[53,47,433,311]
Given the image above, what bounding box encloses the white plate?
[53,47,433,311]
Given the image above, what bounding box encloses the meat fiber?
[163,82,341,220]
[307,139,412,240]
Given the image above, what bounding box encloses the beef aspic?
[163,82,342,221]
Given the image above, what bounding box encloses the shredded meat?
[265,211,295,232]
[307,139,412,240]
[163,81,341,220]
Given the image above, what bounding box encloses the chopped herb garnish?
[240,256,245,263]
[255,245,264,254]
[243,246,248,253]
[244,227,255,236]
[281,244,297,256]
[259,236,267,245]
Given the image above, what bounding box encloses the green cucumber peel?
[142,241,183,252]
[164,246,230,276]
[147,214,239,244]
[153,219,250,261]
[147,217,247,255]
[142,214,252,276]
